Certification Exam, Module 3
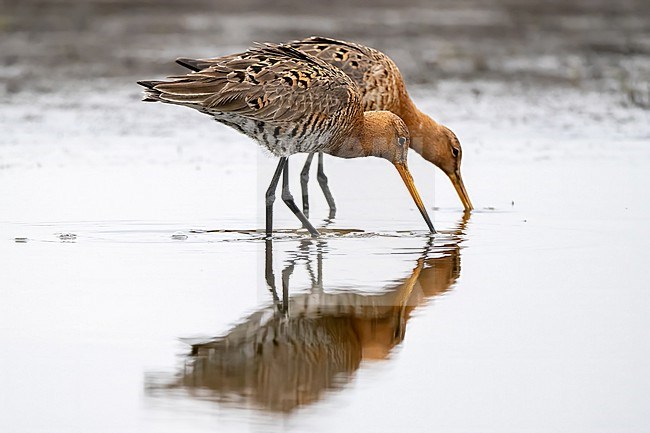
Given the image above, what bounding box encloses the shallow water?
[1,135,649,432]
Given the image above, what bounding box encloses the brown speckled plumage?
[287,38,472,210]
[292,37,473,210]
[288,37,405,114]
[180,37,404,114]
[141,44,363,157]
[179,37,473,211]
[138,42,436,234]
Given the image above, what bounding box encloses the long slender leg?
[265,157,287,238]
[317,152,337,219]
[300,153,315,217]
[281,159,319,237]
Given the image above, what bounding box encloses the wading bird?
[138,44,435,237]
[177,37,473,218]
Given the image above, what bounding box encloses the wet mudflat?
[1,0,650,432]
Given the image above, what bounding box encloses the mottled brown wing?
[144,44,361,125]
[286,36,404,113]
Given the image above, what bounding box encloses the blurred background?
[1,0,649,95]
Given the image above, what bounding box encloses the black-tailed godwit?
[177,37,473,218]
[138,44,435,237]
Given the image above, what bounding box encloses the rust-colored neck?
[327,117,372,159]
[328,112,400,160]
[397,95,446,168]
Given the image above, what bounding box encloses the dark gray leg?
[265,158,287,238]
[281,159,319,237]
[317,152,336,219]
[300,153,315,217]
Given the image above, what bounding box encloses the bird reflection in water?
[151,215,469,413]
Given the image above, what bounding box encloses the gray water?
[1,0,650,431]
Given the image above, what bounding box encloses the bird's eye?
[452,147,460,157]
[398,137,407,146]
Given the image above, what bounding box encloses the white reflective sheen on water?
[1,108,649,431]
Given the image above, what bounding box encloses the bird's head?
[415,120,473,212]
[360,111,435,233]
[358,111,411,165]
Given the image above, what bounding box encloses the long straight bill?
[451,170,473,212]
[395,163,436,233]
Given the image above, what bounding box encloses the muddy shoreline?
[1,0,649,108]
